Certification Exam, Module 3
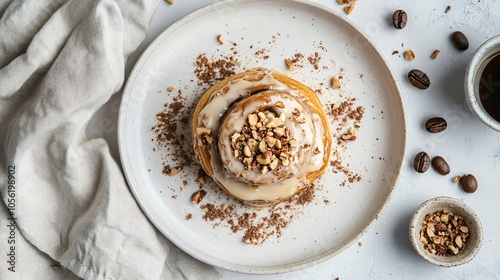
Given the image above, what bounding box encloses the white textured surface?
[119,0,406,273]
[96,0,500,279]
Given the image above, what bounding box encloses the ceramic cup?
[409,196,483,267]
[465,35,500,132]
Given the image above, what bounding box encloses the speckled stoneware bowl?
[409,196,483,267]
[465,35,500,132]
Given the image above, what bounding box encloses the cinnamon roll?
[192,68,332,206]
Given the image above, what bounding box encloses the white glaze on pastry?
[195,69,329,203]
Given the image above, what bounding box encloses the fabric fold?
[0,0,221,279]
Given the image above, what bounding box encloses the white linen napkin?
[0,0,222,279]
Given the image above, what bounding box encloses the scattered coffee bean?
[459,174,478,193]
[431,156,450,175]
[414,152,430,173]
[425,117,447,133]
[393,10,408,29]
[451,31,469,51]
[408,69,430,89]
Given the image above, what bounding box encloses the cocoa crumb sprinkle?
[194,53,239,87]
[198,184,317,244]
[151,91,194,168]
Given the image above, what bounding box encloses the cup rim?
[465,35,500,132]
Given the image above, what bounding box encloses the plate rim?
[118,0,408,274]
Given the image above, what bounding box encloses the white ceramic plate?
[119,0,407,274]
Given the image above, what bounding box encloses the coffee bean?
[425,117,447,133]
[393,10,407,29]
[459,174,478,193]
[414,152,430,173]
[431,156,450,175]
[408,69,430,89]
[451,31,469,51]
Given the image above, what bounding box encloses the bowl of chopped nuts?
[409,196,483,267]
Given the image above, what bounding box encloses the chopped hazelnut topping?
[229,108,297,173]
[197,176,205,184]
[196,127,211,135]
[167,86,176,92]
[169,166,182,176]
[166,0,173,5]
[191,190,207,205]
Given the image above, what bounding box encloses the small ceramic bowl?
[409,196,483,267]
[464,35,500,132]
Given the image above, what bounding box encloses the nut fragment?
[275,101,285,109]
[285,59,294,70]
[256,154,271,165]
[420,210,470,256]
[191,190,207,205]
[169,166,182,176]
[167,86,176,92]
[218,34,224,44]
[344,3,356,14]
[230,108,297,174]
[445,5,451,13]
[266,117,283,128]
[430,49,440,59]
[455,235,463,248]
[248,114,258,126]
[243,145,251,157]
[331,77,341,89]
[166,0,173,4]
[341,133,356,141]
[197,127,211,136]
[404,50,415,61]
